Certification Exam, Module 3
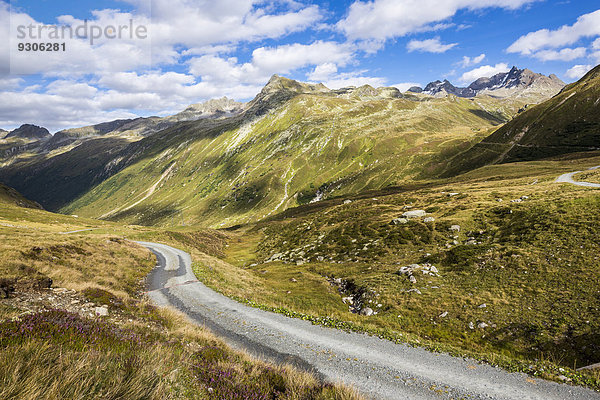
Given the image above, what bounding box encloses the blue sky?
[1,0,600,131]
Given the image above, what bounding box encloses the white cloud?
[188,41,354,86]
[532,47,586,61]
[392,82,422,92]
[337,0,539,41]
[508,10,600,55]
[307,63,338,82]
[460,53,486,67]
[407,37,457,53]
[322,73,387,89]
[565,64,593,80]
[459,63,510,84]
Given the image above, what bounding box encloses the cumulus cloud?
[460,53,486,67]
[532,47,587,61]
[337,0,539,41]
[307,63,339,82]
[565,64,593,80]
[508,9,600,56]
[407,37,457,53]
[459,63,510,84]
[188,41,354,86]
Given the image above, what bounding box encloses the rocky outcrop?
[6,124,50,139]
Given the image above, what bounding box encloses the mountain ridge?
[411,66,564,101]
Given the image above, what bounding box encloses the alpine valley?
[2,63,600,398]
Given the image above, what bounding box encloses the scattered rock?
[449,225,461,232]
[94,306,108,317]
[439,311,448,318]
[402,210,426,219]
[478,303,487,308]
[407,288,422,295]
[447,193,459,197]
[343,199,352,204]
[558,375,571,382]
[360,307,374,316]
[496,198,503,202]
[409,275,417,284]
[391,218,408,225]
[511,199,522,203]
[468,322,475,330]
[342,297,354,305]
[423,217,435,223]
[429,266,438,274]
[290,278,297,283]
[477,322,489,329]
[521,195,529,200]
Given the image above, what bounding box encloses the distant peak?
[6,124,50,139]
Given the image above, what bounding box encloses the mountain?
[6,124,50,139]
[416,67,564,102]
[441,64,600,176]
[0,129,7,139]
[0,72,564,226]
[0,183,43,209]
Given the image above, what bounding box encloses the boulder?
[477,322,489,329]
[94,306,108,317]
[360,307,374,316]
[409,275,417,284]
[449,225,461,232]
[391,218,408,225]
[402,210,426,219]
[423,217,435,223]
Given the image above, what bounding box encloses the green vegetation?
[0,196,361,400]
[186,157,600,388]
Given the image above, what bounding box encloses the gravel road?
[556,166,600,187]
[138,241,600,400]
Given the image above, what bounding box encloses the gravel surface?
[556,166,600,188]
[138,241,600,400]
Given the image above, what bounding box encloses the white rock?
[409,275,417,284]
[423,217,435,223]
[402,210,427,219]
[360,307,374,316]
[94,306,108,317]
[342,297,354,305]
[449,225,461,232]
[439,311,448,318]
[343,199,352,204]
[392,218,408,225]
[477,322,489,329]
[430,266,438,274]
[478,303,487,308]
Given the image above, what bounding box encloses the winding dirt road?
[556,166,600,187]
[139,241,600,400]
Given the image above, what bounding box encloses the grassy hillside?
[0,197,359,399]
[441,64,600,176]
[184,155,600,388]
[57,77,533,228]
[0,183,42,209]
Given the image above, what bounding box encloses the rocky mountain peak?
[418,66,565,100]
[6,124,50,139]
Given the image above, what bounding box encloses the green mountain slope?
[59,76,534,227]
[0,183,42,209]
[442,64,600,176]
